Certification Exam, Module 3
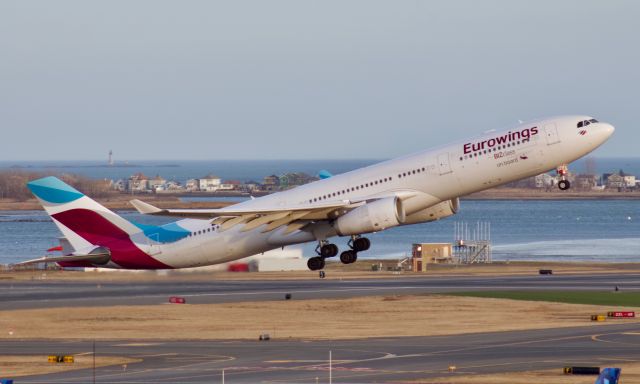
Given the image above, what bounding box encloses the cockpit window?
[577,118,599,128]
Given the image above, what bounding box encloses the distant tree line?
[0,171,114,201]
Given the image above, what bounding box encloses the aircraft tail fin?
[595,368,621,384]
[27,176,143,251]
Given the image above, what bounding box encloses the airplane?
[21,115,614,271]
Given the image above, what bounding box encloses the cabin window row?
[188,225,219,237]
[309,176,397,203]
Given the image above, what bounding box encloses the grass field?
[448,290,640,306]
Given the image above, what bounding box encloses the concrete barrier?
[608,311,635,318]
[169,296,186,304]
[48,355,74,363]
[564,366,600,375]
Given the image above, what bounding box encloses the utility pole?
[329,350,332,384]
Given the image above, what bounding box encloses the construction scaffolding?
[453,221,492,264]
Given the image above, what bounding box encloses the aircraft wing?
[14,251,111,267]
[130,189,426,233]
[130,199,360,232]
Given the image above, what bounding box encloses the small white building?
[198,174,222,192]
[624,175,636,188]
[148,175,166,192]
[186,179,199,191]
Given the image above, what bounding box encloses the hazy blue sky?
[1,1,637,161]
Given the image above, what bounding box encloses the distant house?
[243,180,261,192]
[574,174,598,190]
[263,175,280,191]
[219,180,242,190]
[198,174,221,192]
[148,175,166,192]
[624,175,636,188]
[128,173,149,192]
[605,170,631,190]
[279,172,317,188]
[534,173,555,188]
[186,179,199,191]
[112,179,126,192]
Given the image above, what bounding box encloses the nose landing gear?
[557,165,571,190]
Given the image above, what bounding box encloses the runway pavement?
[4,322,640,383]
[1,272,639,309]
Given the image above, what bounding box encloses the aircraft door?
[437,152,452,175]
[543,123,560,145]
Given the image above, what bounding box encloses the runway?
[3,273,640,382]
[4,322,640,383]
[1,272,639,310]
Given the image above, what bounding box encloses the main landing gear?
[307,241,338,271]
[557,165,571,190]
[306,236,371,271]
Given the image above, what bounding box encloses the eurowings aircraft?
[22,115,614,270]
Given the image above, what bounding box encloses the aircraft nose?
[602,122,615,137]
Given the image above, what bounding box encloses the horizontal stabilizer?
[14,251,111,267]
[130,199,165,215]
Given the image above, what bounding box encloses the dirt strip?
[1,295,638,340]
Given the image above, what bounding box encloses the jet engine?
[334,197,405,236]
[402,198,459,225]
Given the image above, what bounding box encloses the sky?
[0,0,638,161]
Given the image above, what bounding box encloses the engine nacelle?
[402,198,460,225]
[334,197,405,236]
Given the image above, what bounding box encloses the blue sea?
[1,200,639,265]
[1,158,640,264]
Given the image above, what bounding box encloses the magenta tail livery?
[22,115,614,270]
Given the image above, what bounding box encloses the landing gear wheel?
[352,237,370,252]
[340,250,357,264]
[558,180,570,190]
[320,243,338,258]
[307,256,326,271]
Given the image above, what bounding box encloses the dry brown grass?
[0,355,139,377]
[1,295,638,340]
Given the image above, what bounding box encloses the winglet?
[319,170,333,179]
[130,199,165,215]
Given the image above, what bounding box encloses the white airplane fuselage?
[139,115,613,269]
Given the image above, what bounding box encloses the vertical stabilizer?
[27,177,171,269]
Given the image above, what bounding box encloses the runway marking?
[113,342,163,347]
[135,353,178,357]
[265,359,354,363]
[7,284,640,307]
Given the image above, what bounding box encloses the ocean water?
[2,158,640,264]
[0,159,375,184]
[1,199,639,264]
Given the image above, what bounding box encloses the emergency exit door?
[437,153,452,175]
[544,123,560,145]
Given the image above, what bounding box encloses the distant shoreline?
[2,187,640,211]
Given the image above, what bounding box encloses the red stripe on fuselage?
[52,209,171,269]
